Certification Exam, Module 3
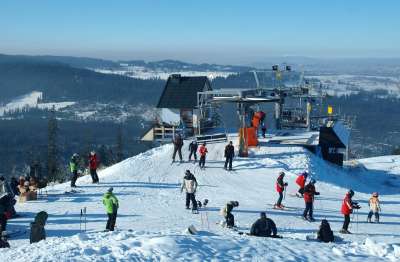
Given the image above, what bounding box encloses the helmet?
[303,171,309,177]
[279,171,285,176]
[185,170,191,175]
[348,189,354,197]
[372,192,378,197]
[232,201,239,207]
[310,179,316,184]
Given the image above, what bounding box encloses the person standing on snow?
[340,189,360,234]
[296,171,308,197]
[274,171,288,209]
[303,179,319,221]
[367,192,381,223]
[172,134,184,163]
[250,212,279,238]
[188,140,198,162]
[69,153,79,188]
[198,143,208,169]
[181,170,198,211]
[224,141,235,171]
[103,187,119,231]
[89,151,100,183]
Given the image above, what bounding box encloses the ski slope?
[3,137,400,261]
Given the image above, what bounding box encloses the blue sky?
[1,0,399,63]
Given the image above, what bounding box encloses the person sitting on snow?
[220,201,239,228]
[250,212,279,237]
[367,192,381,223]
[317,219,334,243]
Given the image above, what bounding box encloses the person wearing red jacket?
[274,171,288,209]
[302,179,319,221]
[89,151,100,183]
[340,190,361,234]
[198,143,208,169]
[295,171,308,197]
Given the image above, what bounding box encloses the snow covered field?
[93,67,235,80]
[0,91,75,116]
[4,137,400,261]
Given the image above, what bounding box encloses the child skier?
[102,187,119,231]
[367,192,381,223]
[340,189,361,234]
[303,179,319,221]
[181,170,198,212]
[198,143,208,169]
[188,140,198,162]
[274,171,288,209]
[295,171,308,197]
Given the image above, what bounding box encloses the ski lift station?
[141,67,350,166]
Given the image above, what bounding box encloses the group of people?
[274,170,379,235]
[69,151,100,188]
[173,134,236,171]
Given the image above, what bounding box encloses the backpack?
[30,211,48,244]
[317,219,334,243]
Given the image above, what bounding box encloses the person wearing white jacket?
[181,170,198,211]
[367,192,381,223]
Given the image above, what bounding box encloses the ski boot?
[367,217,372,223]
[339,229,351,234]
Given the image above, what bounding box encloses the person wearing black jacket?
[188,140,198,162]
[224,141,235,171]
[172,134,184,162]
[250,212,278,237]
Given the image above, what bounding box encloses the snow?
[93,67,235,80]
[0,91,75,116]
[3,136,400,261]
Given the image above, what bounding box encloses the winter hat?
[232,201,239,207]
[310,179,316,184]
[372,192,379,197]
[260,212,267,219]
[303,171,309,177]
[185,170,191,175]
[279,171,285,176]
[107,187,113,193]
[348,189,354,197]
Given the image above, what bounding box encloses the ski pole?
[84,207,87,232]
[80,209,82,232]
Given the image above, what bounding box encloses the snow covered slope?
[4,138,400,261]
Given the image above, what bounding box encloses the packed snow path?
[4,138,400,261]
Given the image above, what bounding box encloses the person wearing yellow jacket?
[103,187,119,231]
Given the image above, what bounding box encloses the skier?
[340,189,361,234]
[224,141,235,171]
[102,187,119,231]
[220,201,239,228]
[89,151,100,183]
[69,153,79,188]
[198,142,208,169]
[367,192,381,223]
[317,219,334,243]
[172,133,184,163]
[180,170,198,212]
[261,122,267,138]
[274,171,288,209]
[250,212,279,237]
[188,140,198,162]
[302,179,319,221]
[295,171,308,197]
